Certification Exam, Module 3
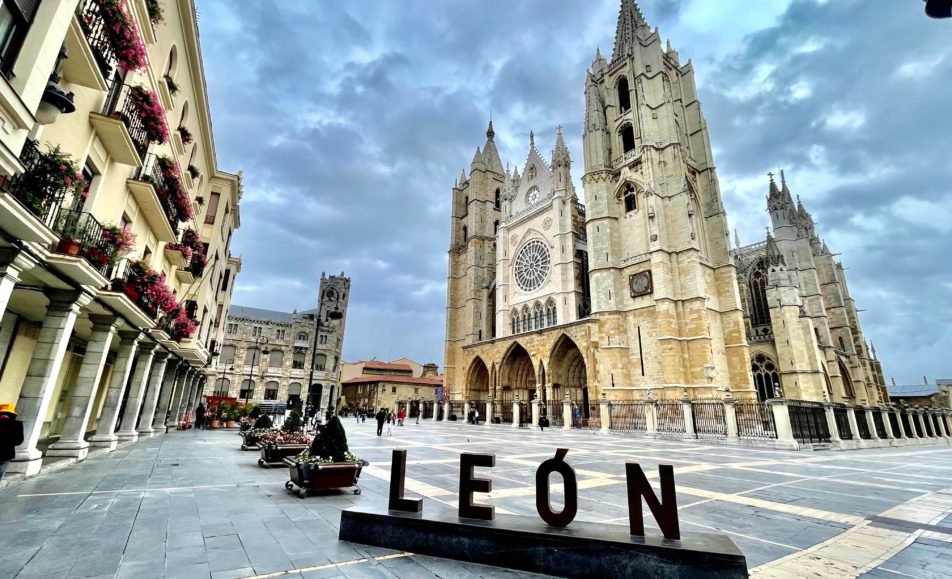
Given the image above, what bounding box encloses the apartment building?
[0,0,241,478]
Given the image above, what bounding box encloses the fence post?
[823,403,841,444]
[864,406,880,442]
[881,405,895,439]
[723,397,738,442]
[600,394,611,433]
[563,393,573,431]
[512,395,520,429]
[645,400,658,437]
[531,394,540,428]
[681,393,696,440]
[486,399,494,425]
[768,398,797,449]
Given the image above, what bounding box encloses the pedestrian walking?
[416,409,420,425]
[539,405,548,432]
[386,411,395,436]
[397,407,406,426]
[474,407,480,424]
[375,408,386,436]
[195,401,206,430]
[0,403,24,481]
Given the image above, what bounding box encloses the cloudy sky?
[195,0,951,384]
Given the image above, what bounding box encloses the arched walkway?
[500,342,536,400]
[549,334,587,403]
[467,357,490,400]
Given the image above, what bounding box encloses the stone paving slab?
[1,421,952,577]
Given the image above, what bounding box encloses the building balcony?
[76,0,119,81]
[99,259,162,329]
[177,336,209,365]
[127,154,182,243]
[0,140,66,247]
[63,13,108,92]
[46,208,119,288]
[163,246,187,268]
[89,80,156,167]
[294,340,309,349]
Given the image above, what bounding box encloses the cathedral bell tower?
[580,0,751,393]
[444,121,504,396]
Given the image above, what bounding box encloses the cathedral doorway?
[500,342,536,401]
[751,353,780,401]
[467,357,490,401]
[549,334,587,405]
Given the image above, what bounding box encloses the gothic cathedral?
[443,0,886,412]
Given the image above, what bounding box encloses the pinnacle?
[612,0,650,61]
[486,119,495,141]
[529,130,535,149]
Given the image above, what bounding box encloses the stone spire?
[480,120,505,174]
[552,125,571,168]
[612,0,650,61]
[585,71,607,131]
[591,47,608,76]
[766,231,785,266]
[470,146,485,171]
[459,168,467,185]
[734,228,741,250]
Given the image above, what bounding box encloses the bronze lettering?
[458,452,495,520]
[535,448,578,527]
[389,449,423,513]
[626,463,680,540]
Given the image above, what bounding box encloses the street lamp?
[307,303,344,419]
[246,336,269,405]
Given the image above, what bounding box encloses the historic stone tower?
[580,0,752,393]
[443,122,504,397]
[312,272,351,410]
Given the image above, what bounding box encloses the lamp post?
[307,303,343,420]
[246,336,269,405]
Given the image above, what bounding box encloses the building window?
[292,351,306,369]
[751,353,780,402]
[494,188,501,209]
[252,326,262,337]
[220,345,236,365]
[314,354,326,371]
[623,184,636,212]
[226,323,238,334]
[494,220,499,235]
[239,379,255,401]
[297,332,308,342]
[521,307,530,333]
[533,303,542,330]
[245,347,260,366]
[213,378,230,398]
[545,300,557,326]
[617,76,631,112]
[462,225,468,242]
[205,192,221,225]
[221,268,231,291]
[392,386,397,393]
[838,336,846,352]
[268,350,284,368]
[0,1,38,78]
[319,334,328,345]
[511,312,519,334]
[264,381,278,400]
[748,259,771,327]
[620,124,635,154]
[275,329,285,340]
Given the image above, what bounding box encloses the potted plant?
[258,428,311,468]
[177,125,193,144]
[208,402,220,429]
[241,414,274,449]
[146,0,164,26]
[85,0,148,72]
[170,307,197,341]
[187,165,200,180]
[284,416,364,497]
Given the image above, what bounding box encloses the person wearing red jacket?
[0,402,24,481]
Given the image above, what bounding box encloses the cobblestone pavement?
[2,421,952,578]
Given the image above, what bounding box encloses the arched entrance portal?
[549,335,588,406]
[500,342,536,401]
[467,357,490,401]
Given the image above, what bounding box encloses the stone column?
[153,359,181,432]
[463,401,471,424]
[599,395,611,433]
[903,409,917,439]
[137,351,171,437]
[0,248,36,320]
[645,400,658,437]
[562,394,572,431]
[865,407,880,442]
[431,398,439,422]
[47,315,119,460]
[89,331,141,449]
[168,369,193,429]
[940,412,951,437]
[485,399,493,424]
[943,412,952,438]
[512,396,520,428]
[681,395,696,440]
[723,398,739,442]
[846,406,862,444]
[824,403,842,443]
[531,395,540,427]
[881,406,895,439]
[11,290,89,476]
[115,342,158,442]
[443,400,451,422]
[768,398,798,449]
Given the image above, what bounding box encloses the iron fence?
[833,405,852,440]
[137,153,182,236]
[499,391,513,423]
[692,400,727,438]
[608,401,647,432]
[52,208,117,276]
[854,408,871,440]
[0,139,69,224]
[78,0,117,76]
[872,408,887,439]
[544,400,563,428]
[656,401,685,434]
[579,402,601,430]
[888,410,902,438]
[519,402,531,427]
[734,401,777,439]
[471,401,486,423]
[102,80,151,158]
[788,400,831,444]
[421,401,433,419]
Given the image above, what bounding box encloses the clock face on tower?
[526,187,540,205]
[629,270,653,298]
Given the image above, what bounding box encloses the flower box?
[284,460,362,498]
[56,238,81,255]
[258,444,309,468]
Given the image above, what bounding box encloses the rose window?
[513,240,550,292]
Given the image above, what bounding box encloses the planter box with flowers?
[81,0,149,76]
[154,156,192,226]
[285,416,364,497]
[111,260,177,320]
[258,430,312,468]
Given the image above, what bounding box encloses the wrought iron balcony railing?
[78,0,118,77]
[135,153,182,237]
[50,208,117,276]
[0,139,69,224]
[102,79,150,158]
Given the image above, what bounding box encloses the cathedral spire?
[780,169,795,206]
[481,120,505,174]
[767,172,782,203]
[612,0,650,61]
[552,124,571,167]
[734,228,741,250]
[486,119,495,141]
[765,231,785,266]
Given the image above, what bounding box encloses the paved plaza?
[1,421,952,578]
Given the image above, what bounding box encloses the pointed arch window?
[749,259,771,327]
[545,299,557,326]
[462,225,468,242]
[511,311,519,334]
[623,184,636,212]
[494,188,501,209]
[751,353,781,401]
[533,302,543,330]
[617,76,631,112]
[521,307,530,333]
[620,124,635,154]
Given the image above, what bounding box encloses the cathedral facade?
[443,0,886,413]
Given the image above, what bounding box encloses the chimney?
[422,363,439,377]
